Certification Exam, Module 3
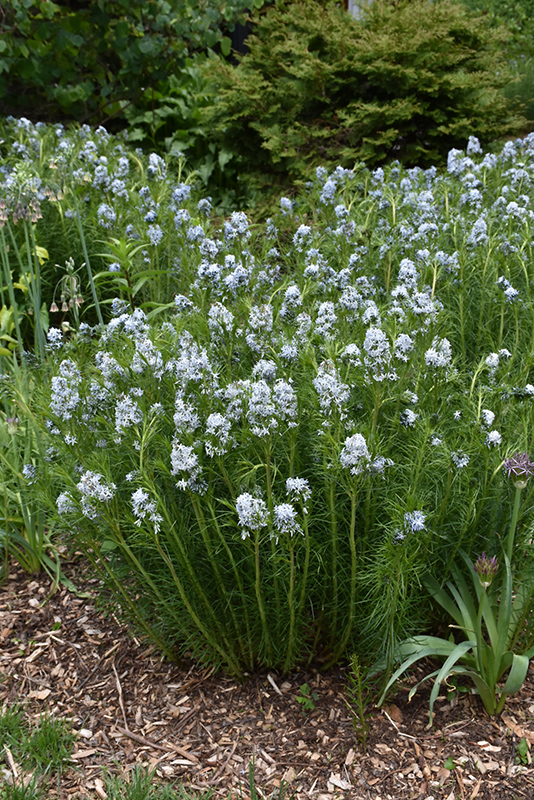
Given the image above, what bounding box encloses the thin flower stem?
[298,513,311,624]
[159,500,236,653]
[0,227,24,356]
[506,486,523,564]
[152,533,242,675]
[328,473,339,642]
[254,530,273,663]
[71,190,104,326]
[265,445,281,615]
[283,544,296,672]
[203,498,255,669]
[329,490,357,665]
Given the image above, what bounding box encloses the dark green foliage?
[0,0,251,125]
[123,56,256,212]
[207,0,524,180]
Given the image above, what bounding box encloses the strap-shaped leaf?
[446,580,477,637]
[424,574,465,628]
[502,653,530,695]
[493,554,514,683]
[428,640,477,722]
[377,636,460,706]
[454,668,496,716]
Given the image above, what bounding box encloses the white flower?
[205,413,233,457]
[115,394,143,434]
[424,338,452,369]
[486,430,502,447]
[46,327,64,351]
[57,492,76,515]
[173,398,200,434]
[77,471,116,502]
[236,493,269,539]
[49,360,82,420]
[404,511,426,532]
[286,477,312,504]
[273,503,302,540]
[22,464,37,483]
[452,451,470,468]
[400,409,418,427]
[313,361,350,419]
[480,409,495,428]
[394,333,414,362]
[131,488,163,534]
[170,442,200,481]
[340,434,371,475]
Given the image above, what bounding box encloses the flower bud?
[474,552,499,588]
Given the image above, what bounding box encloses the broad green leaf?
[34,246,49,265]
[501,654,530,695]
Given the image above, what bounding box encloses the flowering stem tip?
[504,451,534,489]
[474,552,499,588]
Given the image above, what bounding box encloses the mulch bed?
[1,555,534,800]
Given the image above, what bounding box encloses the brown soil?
[1,555,534,800]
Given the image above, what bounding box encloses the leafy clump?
[208,0,524,181]
[0,0,251,125]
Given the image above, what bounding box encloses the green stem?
[329,490,357,665]
[328,474,338,639]
[206,499,255,670]
[188,495,243,662]
[152,532,242,676]
[506,486,523,564]
[265,445,281,615]
[71,191,104,326]
[158,498,236,658]
[254,530,273,662]
[283,543,296,672]
[23,223,45,360]
[298,513,311,624]
[0,227,24,357]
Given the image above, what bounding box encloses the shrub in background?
[6,119,534,674]
[206,0,524,185]
[122,55,256,213]
[0,0,251,126]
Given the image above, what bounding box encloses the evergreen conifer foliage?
[208,0,523,176]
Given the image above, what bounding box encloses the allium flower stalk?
[504,451,534,490]
[503,452,534,563]
[474,552,499,588]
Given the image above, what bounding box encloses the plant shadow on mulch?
[1,555,534,800]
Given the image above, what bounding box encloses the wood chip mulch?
[2,555,534,800]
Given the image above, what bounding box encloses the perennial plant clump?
[3,118,534,675]
[376,454,534,721]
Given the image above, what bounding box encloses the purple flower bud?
[6,417,18,435]
[474,552,499,588]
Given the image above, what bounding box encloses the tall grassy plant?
[25,132,534,673]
